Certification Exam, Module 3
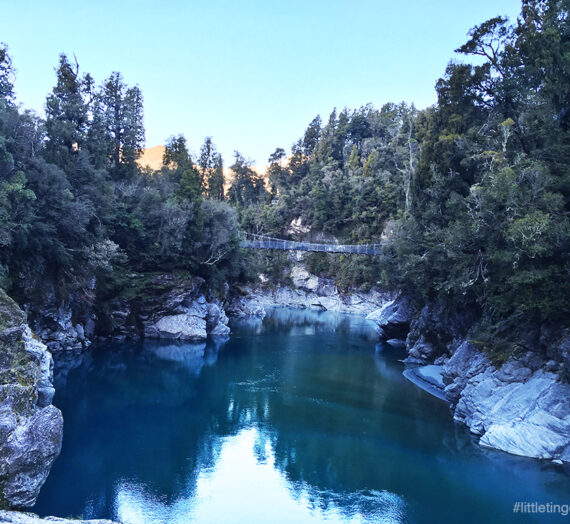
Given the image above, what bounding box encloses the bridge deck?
[240,238,382,255]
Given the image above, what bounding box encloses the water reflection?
[112,428,406,524]
[232,307,379,340]
[35,309,569,523]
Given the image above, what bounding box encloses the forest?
[0,0,569,361]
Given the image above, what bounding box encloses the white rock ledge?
[403,365,448,402]
[444,342,570,463]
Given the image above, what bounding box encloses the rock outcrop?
[23,277,98,353]
[365,296,415,339]
[368,294,570,463]
[30,294,94,354]
[99,274,230,342]
[405,301,475,364]
[443,341,570,462]
[32,304,91,353]
[228,265,392,318]
[0,290,63,509]
[139,276,229,340]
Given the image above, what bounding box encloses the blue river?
[34,308,570,523]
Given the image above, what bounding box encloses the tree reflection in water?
[35,309,570,524]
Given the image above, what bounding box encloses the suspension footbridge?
[240,233,382,255]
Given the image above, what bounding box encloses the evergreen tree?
[198,136,225,199]
[163,134,201,201]
[44,54,89,168]
[227,152,267,206]
[0,43,15,103]
[100,72,144,177]
[207,153,225,200]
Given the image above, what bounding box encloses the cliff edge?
[0,290,63,509]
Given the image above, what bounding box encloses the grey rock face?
[366,296,415,340]
[106,299,136,341]
[206,302,230,336]
[405,301,475,364]
[549,331,570,379]
[229,286,390,318]
[225,293,266,319]
[140,277,230,341]
[404,335,435,364]
[96,275,230,342]
[229,264,391,319]
[145,313,207,339]
[30,292,92,353]
[2,406,63,507]
[0,291,63,509]
[442,341,570,462]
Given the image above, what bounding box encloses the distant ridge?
[137,145,166,171]
[137,145,275,187]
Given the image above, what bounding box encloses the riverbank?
[1,261,568,520]
[32,265,570,465]
[227,264,393,318]
[366,296,570,464]
[31,311,570,523]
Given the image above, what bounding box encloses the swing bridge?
[240,233,382,255]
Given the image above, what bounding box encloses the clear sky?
[1,0,523,166]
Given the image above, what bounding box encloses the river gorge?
[30,309,569,523]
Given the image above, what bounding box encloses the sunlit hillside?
[137,145,166,171]
[137,145,272,186]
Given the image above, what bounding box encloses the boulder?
[95,275,231,341]
[143,293,230,341]
[145,313,207,340]
[366,296,415,339]
[291,265,320,293]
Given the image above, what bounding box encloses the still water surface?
[34,308,569,523]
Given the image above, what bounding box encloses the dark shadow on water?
[35,308,569,523]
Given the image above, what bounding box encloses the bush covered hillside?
[0,0,569,362]
[233,1,570,360]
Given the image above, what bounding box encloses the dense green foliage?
[0,0,568,358]
[0,51,242,303]
[237,0,570,343]
[390,0,570,326]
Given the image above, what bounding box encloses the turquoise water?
[34,308,569,523]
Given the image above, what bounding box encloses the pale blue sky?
[1,0,522,165]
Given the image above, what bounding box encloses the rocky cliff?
[0,290,63,509]
[367,296,570,463]
[227,264,392,318]
[30,274,230,351]
[444,340,570,462]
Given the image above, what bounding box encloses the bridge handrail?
[242,232,381,250]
